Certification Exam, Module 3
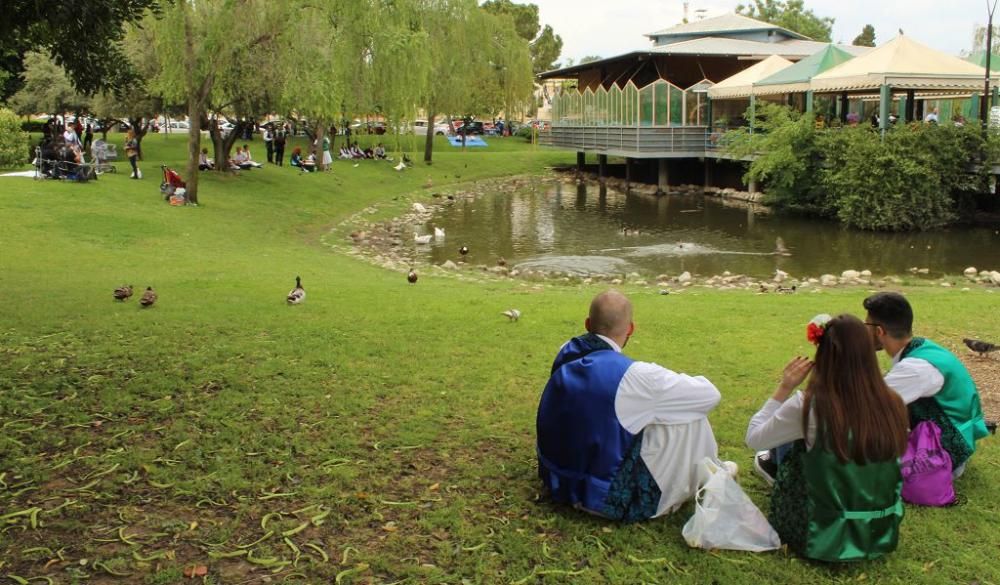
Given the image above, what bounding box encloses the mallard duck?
[459,245,469,256]
[414,234,432,244]
[287,276,305,304]
[963,338,997,357]
[113,285,134,301]
[407,269,418,284]
[434,227,445,240]
[139,286,157,308]
[502,309,521,322]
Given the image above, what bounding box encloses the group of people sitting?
[34,125,96,181]
[338,142,387,160]
[198,144,265,172]
[537,290,989,562]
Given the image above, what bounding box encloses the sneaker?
[753,450,777,486]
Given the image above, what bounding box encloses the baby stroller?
[91,139,118,174]
[160,165,187,204]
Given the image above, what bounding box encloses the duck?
[459,245,469,256]
[963,338,997,357]
[287,276,305,304]
[113,285,134,301]
[501,309,521,322]
[497,257,507,267]
[414,234,433,245]
[434,227,445,240]
[407,269,418,284]
[139,286,157,308]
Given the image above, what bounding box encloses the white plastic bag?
[681,457,781,552]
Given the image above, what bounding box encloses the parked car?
[456,121,485,136]
[413,120,450,136]
[165,120,190,131]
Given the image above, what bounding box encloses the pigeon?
[139,286,157,308]
[287,276,305,304]
[407,269,418,284]
[963,338,998,357]
[502,309,521,322]
[459,246,469,256]
[113,285,134,301]
[434,227,445,240]
[414,234,432,244]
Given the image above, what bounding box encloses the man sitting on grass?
[536,290,730,521]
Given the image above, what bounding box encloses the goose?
[407,269,418,284]
[434,227,445,240]
[139,287,157,308]
[394,161,406,171]
[459,245,469,256]
[414,234,433,244]
[113,285,134,301]
[287,276,305,304]
[502,309,521,322]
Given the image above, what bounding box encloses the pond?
[423,179,1000,279]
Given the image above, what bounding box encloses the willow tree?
[141,0,285,203]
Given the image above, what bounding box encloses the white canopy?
[707,55,794,99]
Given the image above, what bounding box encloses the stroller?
[90,139,118,174]
[160,165,187,204]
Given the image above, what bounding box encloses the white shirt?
[745,393,818,451]
[885,347,944,404]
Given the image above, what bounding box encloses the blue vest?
[536,334,636,514]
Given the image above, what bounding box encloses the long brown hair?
[801,314,909,464]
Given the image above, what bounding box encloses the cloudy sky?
[533,0,992,64]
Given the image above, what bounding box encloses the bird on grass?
[963,338,997,357]
[287,276,305,305]
[113,285,134,301]
[139,287,157,308]
[394,161,406,171]
[407,269,418,284]
[459,245,469,256]
[502,309,521,322]
[777,285,797,294]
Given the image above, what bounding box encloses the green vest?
[770,441,903,563]
[902,338,987,466]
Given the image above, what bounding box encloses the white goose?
[414,234,433,244]
[434,227,445,240]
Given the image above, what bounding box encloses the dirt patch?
[961,354,1000,422]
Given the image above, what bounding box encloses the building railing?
[539,125,713,157]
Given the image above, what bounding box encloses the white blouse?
[745,392,818,451]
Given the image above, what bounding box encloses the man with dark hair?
[536,290,730,521]
[863,292,989,477]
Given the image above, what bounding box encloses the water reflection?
[425,180,1000,278]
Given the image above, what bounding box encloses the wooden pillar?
[656,159,668,195]
[905,90,916,123]
[624,157,632,189]
[576,151,585,172]
[916,99,925,122]
[839,91,849,123]
[598,154,607,183]
[704,157,713,188]
[993,86,999,107]
[748,178,758,194]
[879,84,891,138]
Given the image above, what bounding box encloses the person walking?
[83,123,93,152]
[125,129,140,179]
[263,125,274,164]
[273,130,286,167]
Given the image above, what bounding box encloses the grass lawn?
[1,133,998,585]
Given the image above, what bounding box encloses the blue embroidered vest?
[536,334,637,515]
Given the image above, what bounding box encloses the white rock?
[441,260,459,270]
[990,271,1000,285]
[610,278,622,285]
[940,282,952,287]
[632,280,648,286]
[412,203,427,213]
[774,270,788,283]
[964,267,978,277]
[678,271,692,284]
[722,271,732,277]
[841,270,861,281]
[917,268,930,275]
[820,274,838,287]
[860,270,872,278]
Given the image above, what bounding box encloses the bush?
[0,108,30,168]
[515,126,534,141]
[20,120,46,133]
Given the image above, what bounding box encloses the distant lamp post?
[982,0,1000,128]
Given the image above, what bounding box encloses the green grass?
[1,134,998,585]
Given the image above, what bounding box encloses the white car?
[413,120,450,136]
[165,120,190,131]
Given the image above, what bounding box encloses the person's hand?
[774,356,814,401]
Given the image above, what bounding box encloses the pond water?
[424,180,1000,279]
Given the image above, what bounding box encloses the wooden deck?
[538,125,717,158]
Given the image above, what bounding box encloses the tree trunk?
[314,123,326,171]
[423,104,435,164]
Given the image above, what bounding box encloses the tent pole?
[879,84,890,139]
[749,95,756,135]
[805,90,814,114]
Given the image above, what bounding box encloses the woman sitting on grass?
[198,148,215,171]
[745,314,909,563]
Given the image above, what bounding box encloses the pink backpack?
[901,421,955,507]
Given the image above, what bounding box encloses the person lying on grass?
[746,314,908,562]
[863,292,989,477]
[536,290,729,521]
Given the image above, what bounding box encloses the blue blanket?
[447,136,488,147]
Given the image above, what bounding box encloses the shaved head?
[588,290,633,339]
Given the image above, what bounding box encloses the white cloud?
[532,0,992,65]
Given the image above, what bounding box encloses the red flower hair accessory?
[806,314,832,345]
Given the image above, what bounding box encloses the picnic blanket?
[447,136,488,147]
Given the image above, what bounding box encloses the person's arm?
[745,393,809,451]
[615,361,721,431]
[884,357,944,404]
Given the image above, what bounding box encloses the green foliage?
[725,104,991,231]
[0,107,29,167]
[482,0,563,75]
[736,0,834,42]
[9,52,90,116]
[853,24,876,47]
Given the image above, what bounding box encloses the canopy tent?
[966,51,1000,72]
[810,35,999,94]
[754,44,855,96]
[707,55,794,99]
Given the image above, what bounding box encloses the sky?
[532,0,993,65]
